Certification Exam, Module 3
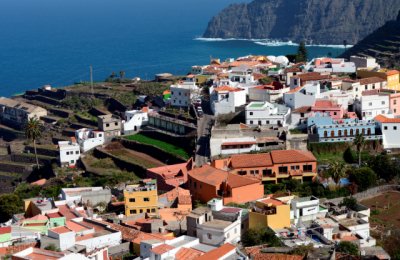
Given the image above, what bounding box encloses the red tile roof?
[46,212,63,219]
[386,70,399,76]
[175,247,203,260]
[57,205,78,220]
[229,153,273,169]
[293,106,311,113]
[359,77,385,85]
[151,244,175,255]
[259,198,283,206]
[0,227,11,235]
[214,86,243,92]
[189,165,259,189]
[66,220,89,232]
[195,243,236,260]
[50,226,72,234]
[270,150,316,164]
[375,114,400,123]
[313,100,340,109]
[159,187,191,204]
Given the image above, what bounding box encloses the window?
[75,151,79,155]
[171,91,174,95]
[249,121,253,124]
[369,102,372,106]
[129,198,135,202]
[263,169,272,176]
[249,112,253,115]
[278,166,288,174]
[258,121,262,126]
[226,233,230,239]
[99,134,102,137]
[394,100,397,105]
[382,110,386,114]
[115,122,118,126]
[207,233,212,240]
[147,209,150,213]
[238,170,247,175]
[106,123,110,127]
[130,210,137,214]
[394,126,398,130]
[151,208,156,213]
[140,209,143,213]
[333,112,337,115]
[234,228,237,234]
[365,86,368,90]
[66,151,70,155]
[194,181,197,188]
[143,197,150,202]
[303,165,313,172]
[395,109,397,113]
[266,120,270,124]
[70,160,74,163]
[179,92,181,96]
[291,165,300,170]
[382,101,386,105]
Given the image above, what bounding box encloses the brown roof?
[195,243,236,260]
[254,253,304,260]
[359,77,385,85]
[230,153,273,168]
[292,106,311,113]
[50,226,72,234]
[270,150,316,164]
[294,72,330,82]
[226,174,260,188]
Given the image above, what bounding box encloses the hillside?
[203,0,400,45]
[340,12,400,68]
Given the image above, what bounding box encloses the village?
[0,52,399,259]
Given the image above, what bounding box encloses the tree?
[340,197,358,211]
[241,228,282,247]
[368,154,399,182]
[25,117,43,168]
[353,134,366,167]
[296,41,308,62]
[0,194,23,222]
[343,147,356,164]
[44,244,60,252]
[349,167,377,191]
[336,241,359,255]
[324,161,347,188]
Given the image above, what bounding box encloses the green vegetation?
[265,179,350,199]
[0,194,23,222]
[349,167,377,192]
[323,161,347,188]
[25,117,44,168]
[258,76,273,85]
[132,82,169,96]
[225,202,249,209]
[44,244,61,252]
[125,134,190,159]
[296,41,308,62]
[111,91,136,106]
[340,197,358,211]
[61,96,102,110]
[368,153,400,182]
[241,228,282,247]
[289,129,305,135]
[336,241,359,255]
[106,149,159,168]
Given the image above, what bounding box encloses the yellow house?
[357,69,400,91]
[249,197,290,230]
[124,179,158,216]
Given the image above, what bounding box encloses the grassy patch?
[124,134,189,159]
[106,149,158,168]
[313,152,344,165]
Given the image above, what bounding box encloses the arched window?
[338,130,342,136]
[362,129,365,135]
[350,129,354,136]
[356,129,360,135]
[368,128,371,135]
[331,131,335,137]
[324,131,328,138]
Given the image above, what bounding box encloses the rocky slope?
[203,0,400,45]
[340,12,400,68]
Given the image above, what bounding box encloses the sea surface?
[0,0,346,97]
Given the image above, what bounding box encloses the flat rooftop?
[201,219,232,229]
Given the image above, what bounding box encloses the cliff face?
[203,0,400,45]
[340,13,400,68]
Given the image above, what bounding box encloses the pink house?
[311,99,357,120]
[146,158,193,192]
[390,93,400,116]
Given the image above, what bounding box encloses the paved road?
[195,99,214,167]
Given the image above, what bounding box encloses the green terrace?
[124,134,190,160]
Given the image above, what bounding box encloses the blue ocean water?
[0,0,345,97]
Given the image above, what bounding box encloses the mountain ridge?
[203,0,400,45]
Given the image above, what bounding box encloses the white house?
[360,92,390,120]
[248,85,290,103]
[228,66,257,93]
[245,101,291,127]
[305,58,356,74]
[284,82,321,109]
[290,196,327,225]
[375,114,400,149]
[318,90,354,110]
[170,77,200,107]
[210,86,246,115]
[343,78,386,99]
[123,107,149,134]
[75,128,105,153]
[58,140,80,167]
[290,106,312,130]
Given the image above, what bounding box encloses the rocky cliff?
[203,0,400,45]
[340,12,400,68]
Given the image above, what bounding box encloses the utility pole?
[90,65,94,96]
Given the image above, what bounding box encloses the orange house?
[214,150,317,184]
[188,165,264,204]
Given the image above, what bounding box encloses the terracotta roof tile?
[359,77,386,85]
[0,227,11,235]
[293,106,311,113]
[195,243,236,260]
[151,244,175,255]
[375,114,400,123]
[386,70,399,76]
[270,150,316,164]
[176,247,203,260]
[214,86,243,92]
[50,226,72,234]
[230,153,273,169]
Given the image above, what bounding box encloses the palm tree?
[25,117,43,168]
[353,134,366,167]
[325,161,347,188]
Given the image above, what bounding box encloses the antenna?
[90,65,94,96]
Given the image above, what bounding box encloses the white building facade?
[58,140,81,167]
[210,86,246,115]
[170,78,200,107]
[123,109,149,134]
[284,82,321,109]
[360,94,390,120]
[245,101,291,127]
[75,128,105,153]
